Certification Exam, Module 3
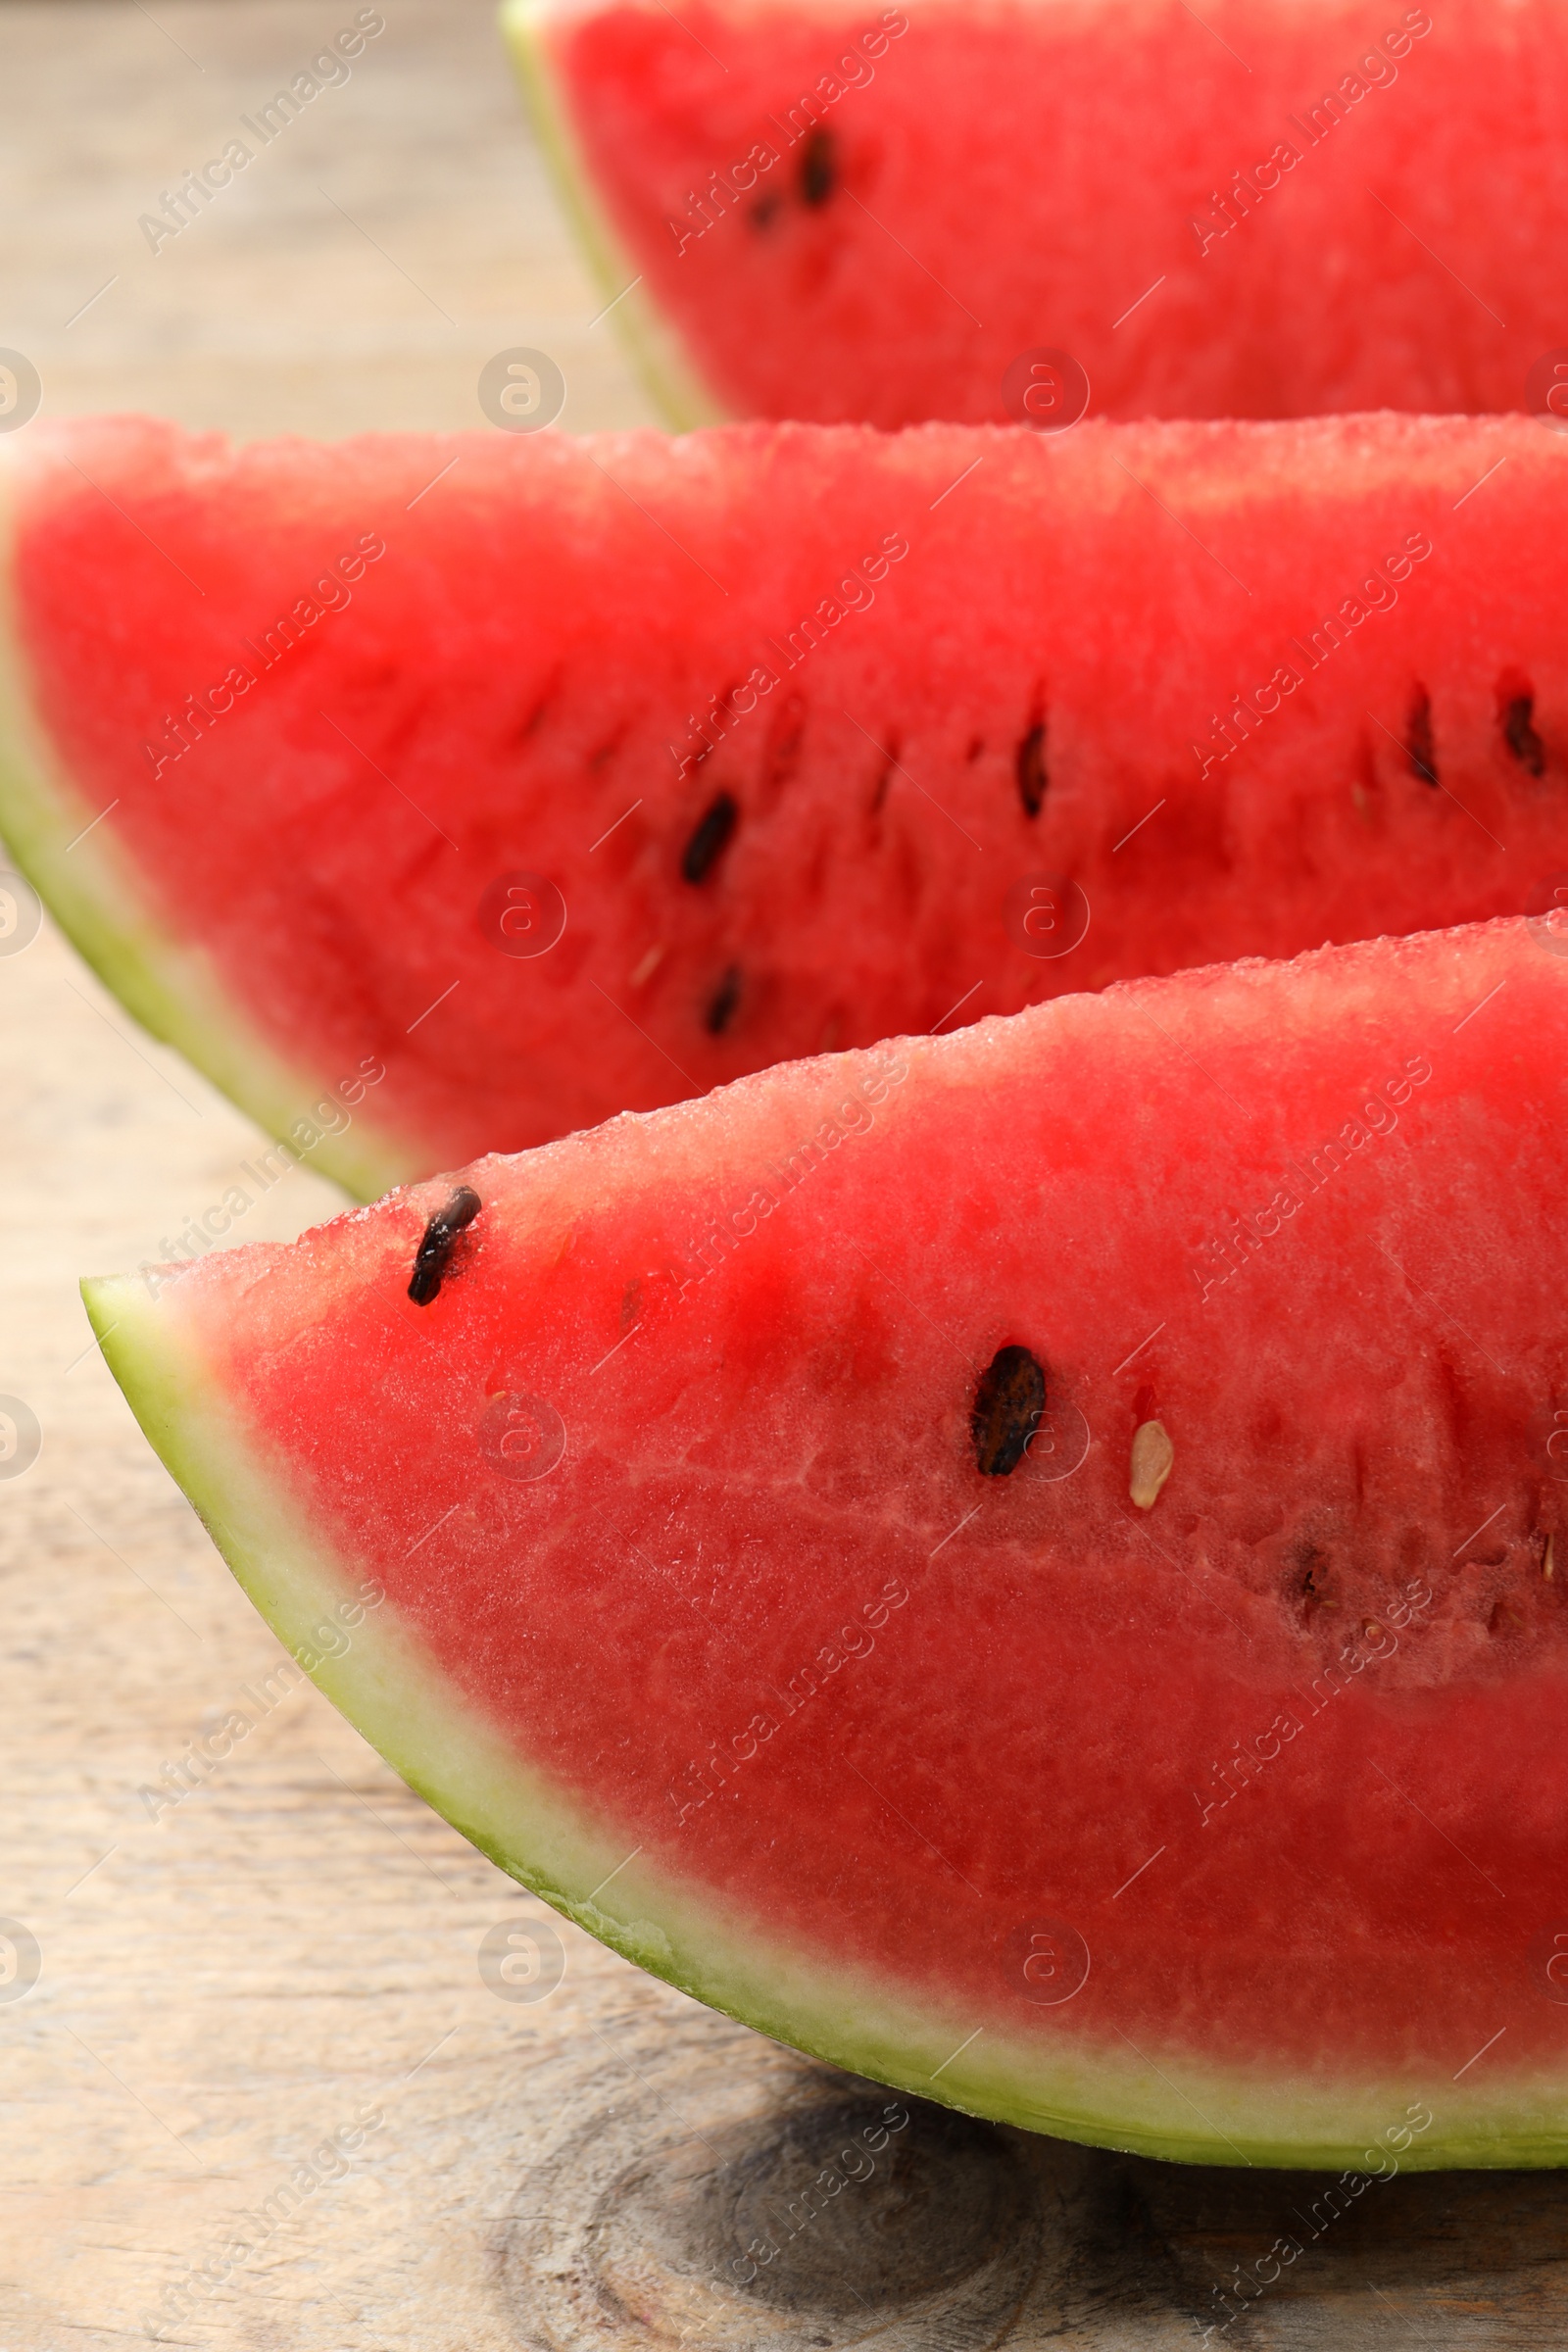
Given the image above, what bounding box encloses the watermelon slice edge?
[11,408,1568,1199]
[80,916,1568,2172]
[502,0,726,428]
[86,1264,1558,2171]
[0,480,416,1199]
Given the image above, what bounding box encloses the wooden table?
[2,7,1566,2343]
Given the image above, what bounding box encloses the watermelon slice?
[86,916,1568,2168]
[5,411,1567,1199]
[506,0,1563,428]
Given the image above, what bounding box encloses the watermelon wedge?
[506,0,1563,428]
[5,412,1568,1199]
[87,916,1568,2168]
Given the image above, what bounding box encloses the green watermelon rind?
[80,1266,1568,2174]
[498,0,729,430]
[0,490,419,1203]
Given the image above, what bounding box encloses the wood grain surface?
[3,6,1568,2346]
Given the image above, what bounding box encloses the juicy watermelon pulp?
[88,917,1568,2168]
[6,412,1568,1199]
[509,0,1568,429]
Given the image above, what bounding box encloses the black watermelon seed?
[971,1345,1047,1478]
[408,1184,481,1306]
[681,791,739,884]
[1503,693,1546,776]
[1015,722,1048,818]
[705,964,743,1035]
[1295,1545,1330,1608]
[750,192,783,230]
[1405,686,1437,785]
[799,127,838,207]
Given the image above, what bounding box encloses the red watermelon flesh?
[508,0,1568,428]
[87,917,1568,2167]
[5,412,1568,1199]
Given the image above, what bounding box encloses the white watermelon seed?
[1129,1420,1174,1510]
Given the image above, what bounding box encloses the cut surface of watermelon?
[6,413,1568,1197]
[508,0,1568,428]
[88,917,1568,2168]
